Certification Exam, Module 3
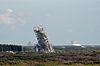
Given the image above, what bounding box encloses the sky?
[0,0,100,45]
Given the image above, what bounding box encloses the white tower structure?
[33,25,55,53]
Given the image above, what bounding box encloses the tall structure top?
[33,25,55,53]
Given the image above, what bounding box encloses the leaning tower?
[33,25,55,53]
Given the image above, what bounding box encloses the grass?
[0,63,100,66]
[0,48,100,66]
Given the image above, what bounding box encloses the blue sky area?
[0,0,100,45]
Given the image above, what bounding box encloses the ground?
[0,46,100,66]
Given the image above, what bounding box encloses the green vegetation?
[0,46,100,66]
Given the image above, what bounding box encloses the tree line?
[0,44,22,52]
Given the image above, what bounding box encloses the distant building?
[71,41,85,48]
[33,25,55,53]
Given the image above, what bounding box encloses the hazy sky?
[0,0,100,45]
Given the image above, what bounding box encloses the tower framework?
[33,25,55,53]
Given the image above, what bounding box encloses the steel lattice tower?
[33,25,55,53]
